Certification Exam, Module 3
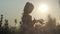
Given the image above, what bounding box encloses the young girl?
[20,2,36,34]
[22,2,34,28]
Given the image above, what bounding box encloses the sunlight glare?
[39,4,48,13]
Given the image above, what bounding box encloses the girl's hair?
[23,2,34,15]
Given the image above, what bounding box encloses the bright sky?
[0,0,60,26]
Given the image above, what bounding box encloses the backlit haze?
[0,0,60,26]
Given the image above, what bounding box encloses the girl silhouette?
[20,2,35,34]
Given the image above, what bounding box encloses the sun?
[39,4,48,13]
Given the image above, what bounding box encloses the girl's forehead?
[24,2,34,9]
